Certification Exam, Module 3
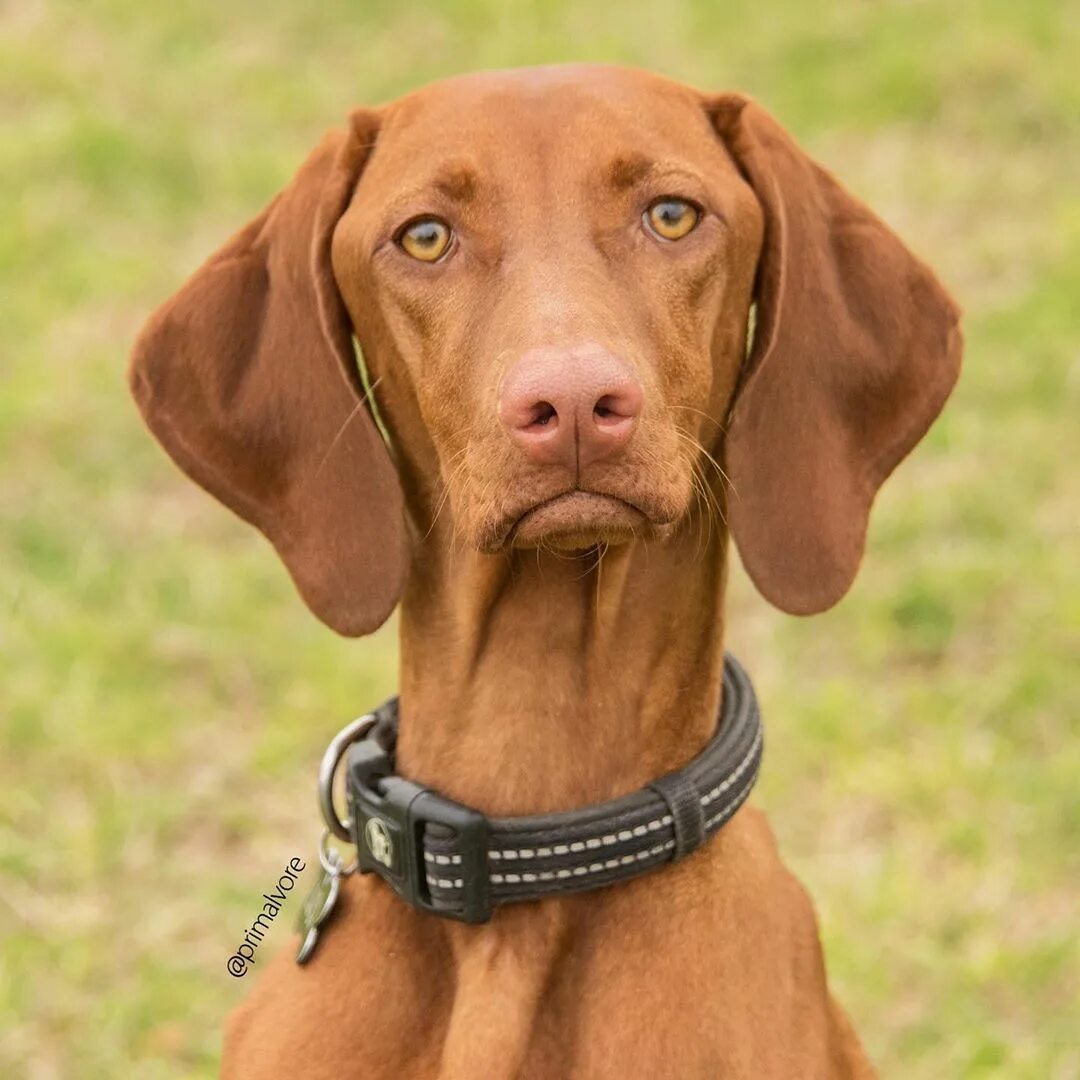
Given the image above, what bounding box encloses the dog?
[130,64,962,1079]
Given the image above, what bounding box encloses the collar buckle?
[346,737,492,923]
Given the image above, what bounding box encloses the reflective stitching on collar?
[479,726,761,864]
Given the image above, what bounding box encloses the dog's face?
[130,64,962,636]
[332,69,762,553]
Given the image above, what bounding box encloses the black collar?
[320,653,762,923]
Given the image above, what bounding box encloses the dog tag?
[295,851,343,965]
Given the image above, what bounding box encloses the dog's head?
[130,65,961,635]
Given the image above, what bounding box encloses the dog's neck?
[394,525,728,816]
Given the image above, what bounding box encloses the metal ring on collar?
[318,827,358,876]
[318,713,377,841]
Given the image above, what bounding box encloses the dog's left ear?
[129,113,408,636]
[708,95,963,615]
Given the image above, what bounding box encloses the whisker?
[669,403,728,435]
[423,445,471,542]
[673,428,733,519]
[312,376,385,479]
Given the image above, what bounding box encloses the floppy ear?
[129,115,408,636]
[709,95,963,615]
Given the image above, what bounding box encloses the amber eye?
[644,198,700,241]
[398,217,452,262]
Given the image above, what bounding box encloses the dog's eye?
[644,198,700,241]
[398,217,453,262]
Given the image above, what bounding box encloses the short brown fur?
[130,64,961,1078]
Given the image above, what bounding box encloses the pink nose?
[498,345,643,471]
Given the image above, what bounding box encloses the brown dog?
[130,65,961,1079]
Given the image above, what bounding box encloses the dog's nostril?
[528,401,558,429]
[594,395,628,425]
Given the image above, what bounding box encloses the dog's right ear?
[129,113,408,636]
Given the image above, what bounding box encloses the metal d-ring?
[318,713,377,842]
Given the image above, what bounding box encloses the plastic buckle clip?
[346,737,492,924]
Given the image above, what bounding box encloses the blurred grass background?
[2,0,1078,1076]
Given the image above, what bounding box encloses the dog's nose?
[498,346,643,470]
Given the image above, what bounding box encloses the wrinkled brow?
[432,163,479,203]
[607,153,655,191]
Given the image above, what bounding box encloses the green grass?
[2,1,1078,1076]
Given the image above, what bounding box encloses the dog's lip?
[505,490,648,547]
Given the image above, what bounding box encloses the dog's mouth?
[505,491,649,550]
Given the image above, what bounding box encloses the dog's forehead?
[365,65,723,190]
[387,63,699,117]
